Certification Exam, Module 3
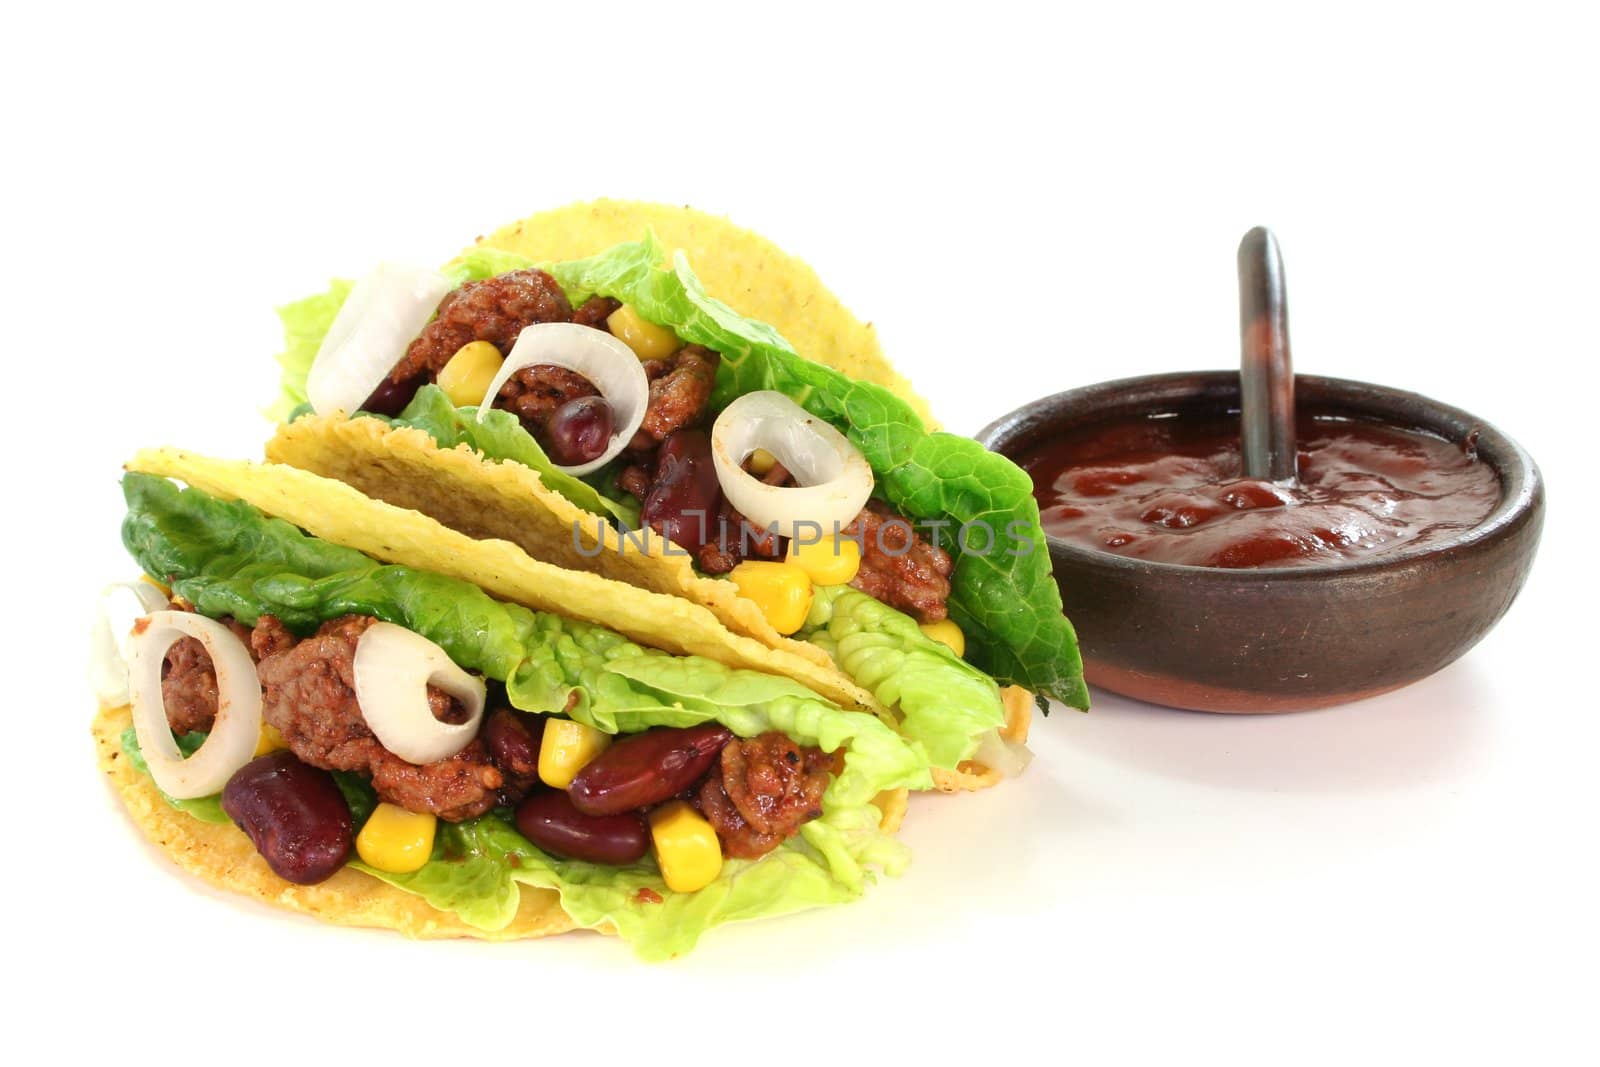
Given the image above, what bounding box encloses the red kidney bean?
[361,375,423,417]
[514,790,649,865]
[568,724,734,816]
[221,751,353,885]
[482,709,545,780]
[545,396,615,466]
[642,429,723,553]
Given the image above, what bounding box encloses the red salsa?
[1021,412,1500,568]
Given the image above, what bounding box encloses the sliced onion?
[129,611,263,799]
[710,391,875,541]
[973,729,1035,779]
[89,581,171,707]
[477,322,649,476]
[306,263,453,415]
[352,623,485,764]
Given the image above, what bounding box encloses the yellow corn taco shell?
[101,697,911,939]
[126,446,882,717]
[267,414,847,679]
[95,704,581,941]
[929,685,1035,792]
[473,199,935,426]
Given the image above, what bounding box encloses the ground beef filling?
[159,616,254,735]
[843,502,954,623]
[631,344,720,448]
[379,272,957,619]
[570,294,620,329]
[386,272,719,460]
[156,603,844,856]
[253,614,505,822]
[694,499,784,575]
[618,456,955,619]
[496,364,598,434]
[390,269,572,385]
[694,733,837,860]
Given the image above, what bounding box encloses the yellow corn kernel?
[919,618,966,658]
[254,723,288,757]
[648,800,723,893]
[356,803,437,874]
[539,718,613,789]
[746,448,778,476]
[787,533,862,586]
[729,560,814,635]
[606,303,680,360]
[436,340,505,407]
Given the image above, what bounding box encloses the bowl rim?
[976,370,1544,582]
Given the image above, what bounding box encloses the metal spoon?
[1237,226,1298,484]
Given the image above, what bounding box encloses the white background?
[6,2,1596,1064]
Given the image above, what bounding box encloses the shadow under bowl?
[977,372,1545,712]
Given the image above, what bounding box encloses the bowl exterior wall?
[1050,501,1541,711]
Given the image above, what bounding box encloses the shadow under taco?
[261,200,1085,787]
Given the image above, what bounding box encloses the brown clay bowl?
[977,372,1544,712]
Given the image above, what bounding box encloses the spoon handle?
[1238,226,1298,483]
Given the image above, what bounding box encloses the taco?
[95,462,947,959]
[263,200,1085,787]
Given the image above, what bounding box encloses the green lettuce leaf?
[445,246,536,286]
[798,585,1005,770]
[122,473,536,679]
[361,670,924,960]
[545,236,1087,709]
[270,281,353,421]
[334,771,378,828]
[120,475,925,957]
[269,246,537,415]
[126,472,670,722]
[394,625,924,959]
[119,727,230,823]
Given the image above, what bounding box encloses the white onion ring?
[973,729,1034,778]
[352,623,485,765]
[307,263,453,415]
[478,322,648,476]
[710,391,875,541]
[89,581,171,707]
[129,611,264,799]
